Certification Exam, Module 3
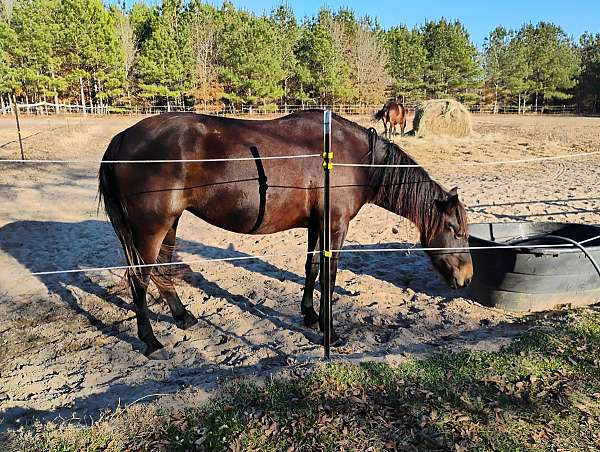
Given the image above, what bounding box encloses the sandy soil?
[1,113,600,430]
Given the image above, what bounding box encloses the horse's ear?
[436,194,460,214]
[448,187,458,196]
[435,198,448,213]
[447,193,459,212]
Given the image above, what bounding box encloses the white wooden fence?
[0,101,580,117]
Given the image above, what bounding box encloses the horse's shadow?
[0,220,464,348]
[0,220,327,351]
[0,219,483,430]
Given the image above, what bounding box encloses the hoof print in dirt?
[146,347,171,361]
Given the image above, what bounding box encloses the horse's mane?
[368,141,468,243]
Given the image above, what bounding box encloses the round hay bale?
[413,99,472,138]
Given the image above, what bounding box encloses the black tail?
[373,104,387,122]
[98,132,144,282]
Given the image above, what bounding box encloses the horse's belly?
[186,184,311,235]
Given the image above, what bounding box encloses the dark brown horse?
[374,100,408,138]
[98,110,472,357]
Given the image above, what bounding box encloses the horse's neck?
[377,170,434,218]
[370,139,389,166]
[370,148,444,237]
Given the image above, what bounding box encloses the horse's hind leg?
[129,227,171,356]
[381,118,388,138]
[301,219,320,328]
[157,218,198,329]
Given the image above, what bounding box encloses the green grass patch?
[4,310,600,451]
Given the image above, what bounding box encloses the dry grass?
[413,99,472,138]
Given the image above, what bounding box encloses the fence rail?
[0,101,582,117]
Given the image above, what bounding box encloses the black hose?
[508,233,600,278]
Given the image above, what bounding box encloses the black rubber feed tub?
[468,222,600,312]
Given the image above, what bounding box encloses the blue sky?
[119,0,599,47]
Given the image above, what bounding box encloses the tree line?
[0,0,598,113]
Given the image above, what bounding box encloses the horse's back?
[105,110,351,234]
[116,111,331,160]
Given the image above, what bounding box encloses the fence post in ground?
[11,94,25,160]
[322,110,332,358]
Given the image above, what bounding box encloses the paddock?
[1,113,600,428]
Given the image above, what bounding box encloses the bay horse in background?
[99,110,472,357]
[374,100,408,138]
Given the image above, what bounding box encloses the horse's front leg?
[319,221,348,346]
[301,220,320,328]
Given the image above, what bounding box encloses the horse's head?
[422,188,473,289]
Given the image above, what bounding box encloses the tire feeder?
[468,222,600,312]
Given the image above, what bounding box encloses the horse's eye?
[448,225,462,239]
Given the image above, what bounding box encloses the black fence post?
[322,110,332,358]
[11,94,24,161]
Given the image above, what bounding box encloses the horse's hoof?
[321,333,346,347]
[143,338,165,358]
[303,310,320,329]
[176,309,198,330]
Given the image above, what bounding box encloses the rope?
[333,243,580,254]
[6,240,600,280]
[16,250,320,277]
[580,234,600,245]
[0,154,321,164]
[2,151,599,167]
[334,150,600,168]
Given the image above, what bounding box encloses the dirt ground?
[1,113,600,430]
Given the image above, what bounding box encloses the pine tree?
[483,26,529,111]
[386,25,427,102]
[421,19,481,102]
[186,0,221,108]
[517,22,580,110]
[578,32,600,113]
[135,0,189,107]
[271,4,300,108]
[58,0,125,109]
[10,0,64,106]
[111,4,137,105]
[218,3,284,106]
[0,18,17,108]
[295,9,353,105]
[326,11,388,104]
